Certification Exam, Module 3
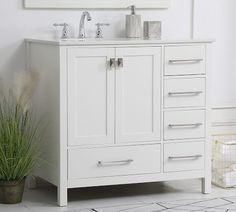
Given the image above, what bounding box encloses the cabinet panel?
[116,47,161,143]
[165,45,205,76]
[164,142,205,172]
[68,48,115,146]
[164,110,205,140]
[68,144,161,179]
[164,78,206,108]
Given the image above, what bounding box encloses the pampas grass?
[0,78,4,101]
[13,71,39,112]
[0,71,41,181]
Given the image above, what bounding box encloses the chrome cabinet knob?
[109,58,116,69]
[117,58,124,68]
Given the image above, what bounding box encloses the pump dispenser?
[125,5,142,38]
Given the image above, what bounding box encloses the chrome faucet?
[78,11,92,39]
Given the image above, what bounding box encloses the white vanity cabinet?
[26,38,212,206]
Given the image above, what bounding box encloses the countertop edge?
[24,38,215,46]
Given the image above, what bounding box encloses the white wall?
[0,0,191,85]
[0,0,235,106]
[194,0,236,106]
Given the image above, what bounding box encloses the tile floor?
[1,179,236,212]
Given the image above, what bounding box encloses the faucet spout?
[79,11,92,39]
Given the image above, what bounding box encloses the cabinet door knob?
[109,58,116,69]
[117,58,123,68]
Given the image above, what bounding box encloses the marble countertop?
[25,37,214,46]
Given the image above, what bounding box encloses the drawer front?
[164,142,205,172]
[164,78,206,108]
[164,110,205,140]
[165,46,205,76]
[68,145,161,179]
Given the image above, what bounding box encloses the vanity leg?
[201,177,211,194]
[57,186,67,207]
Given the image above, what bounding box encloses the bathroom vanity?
[25,38,213,206]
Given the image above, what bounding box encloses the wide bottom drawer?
[164,141,205,172]
[68,144,161,179]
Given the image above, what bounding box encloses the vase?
[0,178,26,204]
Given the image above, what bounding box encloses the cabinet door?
[116,47,161,143]
[68,48,115,146]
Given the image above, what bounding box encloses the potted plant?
[0,71,40,204]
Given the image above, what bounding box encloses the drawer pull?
[169,59,203,64]
[168,123,202,129]
[169,154,203,161]
[97,159,134,167]
[168,91,203,96]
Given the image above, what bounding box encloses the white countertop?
[25,37,214,46]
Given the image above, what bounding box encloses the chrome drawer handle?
[97,159,134,167]
[168,91,203,96]
[169,59,203,64]
[169,154,203,161]
[168,123,203,129]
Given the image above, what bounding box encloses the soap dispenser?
[126,5,142,38]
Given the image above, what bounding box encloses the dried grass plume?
[13,70,39,111]
[0,78,4,100]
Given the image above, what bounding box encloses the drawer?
[164,142,205,172]
[68,144,161,179]
[164,78,206,108]
[164,110,205,140]
[165,46,205,76]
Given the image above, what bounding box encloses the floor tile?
[190,198,230,208]
[90,203,164,212]
[0,204,31,212]
[217,202,236,210]
[69,204,146,212]
[160,198,213,206]
[223,196,236,203]
[155,202,179,209]
[194,209,228,212]
[173,205,204,211]
[158,209,186,212]
[1,179,236,212]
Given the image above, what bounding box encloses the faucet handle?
[95,23,110,27]
[53,23,69,39]
[95,23,110,38]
